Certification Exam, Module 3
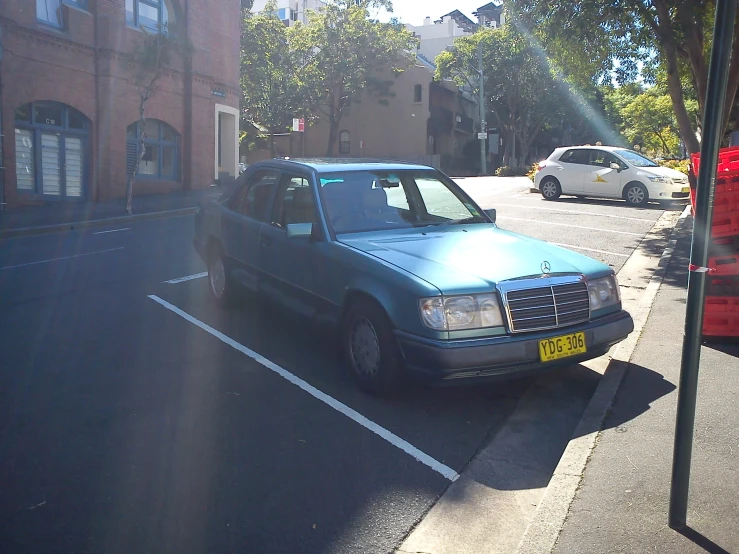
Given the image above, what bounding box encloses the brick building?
[0,0,240,209]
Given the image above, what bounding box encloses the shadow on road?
[553,196,688,212]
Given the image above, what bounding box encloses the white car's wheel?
[540,177,562,201]
[624,182,649,207]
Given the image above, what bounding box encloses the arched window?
[14,102,89,199]
[339,130,351,155]
[126,0,171,31]
[126,120,179,180]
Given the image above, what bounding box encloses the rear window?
[558,150,589,165]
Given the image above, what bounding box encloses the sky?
[375,0,484,26]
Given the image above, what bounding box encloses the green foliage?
[506,0,739,154]
[241,3,305,156]
[526,162,539,181]
[659,159,690,175]
[601,85,698,158]
[436,24,592,165]
[495,165,530,177]
[288,0,418,155]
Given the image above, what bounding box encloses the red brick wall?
[0,0,240,208]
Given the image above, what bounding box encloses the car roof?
[554,145,628,153]
[252,158,434,173]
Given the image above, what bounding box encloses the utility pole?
[478,39,487,175]
[668,0,736,530]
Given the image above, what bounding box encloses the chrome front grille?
[505,282,590,332]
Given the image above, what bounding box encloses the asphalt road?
[0,181,685,554]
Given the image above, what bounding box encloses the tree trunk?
[126,98,148,215]
[326,116,339,157]
[655,2,700,155]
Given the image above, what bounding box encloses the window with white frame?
[126,0,170,31]
[126,120,179,180]
[339,130,351,155]
[37,0,63,27]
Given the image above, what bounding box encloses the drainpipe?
[0,22,5,211]
[183,0,193,190]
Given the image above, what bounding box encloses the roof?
[554,145,628,152]
[440,10,477,33]
[474,2,504,14]
[256,158,435,173]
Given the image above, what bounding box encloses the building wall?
[0,0,240,208]
[299,64,433,162]
[406,16,472,63]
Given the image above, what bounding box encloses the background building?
[0,0,240,209]
[250,0,327,26]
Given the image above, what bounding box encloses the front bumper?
[646,182,690,200]
[395,310,634,383]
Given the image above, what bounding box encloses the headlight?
[646,175,671,183]
[587,275,620,311]
[419,293,505,331]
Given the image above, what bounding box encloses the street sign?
[292,118,305,132]
[477,132,487,140]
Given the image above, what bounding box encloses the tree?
[289,0,418,156]
[124,24,191,214]
[506,0,739,154]
[241,3,306,157]
[436,25,563,166]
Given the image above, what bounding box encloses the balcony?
[429,106,454,133]
[455,113,474,134]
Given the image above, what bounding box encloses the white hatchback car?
[534,146,690,206]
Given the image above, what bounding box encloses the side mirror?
[286,222,313,240]
[610,162,622,172]
[485,208,497,224]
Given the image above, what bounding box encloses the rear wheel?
[208,244,233,305]
[344,299,405,395]
[540,177,562,201]
[624,182,649,207]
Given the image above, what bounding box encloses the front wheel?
[624,182,649,207]
[344,299,405,395]
[540,178,562,201]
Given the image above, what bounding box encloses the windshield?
[615,149,659,168]
[318,170,486,234]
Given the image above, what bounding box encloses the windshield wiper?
[437,216,489,226]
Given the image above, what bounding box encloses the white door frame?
[214,103,239,180]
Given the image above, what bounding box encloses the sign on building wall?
[292,118,305,132]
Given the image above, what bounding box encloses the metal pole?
[478,39,487,176]
[668,0,736,530]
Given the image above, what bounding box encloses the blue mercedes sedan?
[194,159,634,394]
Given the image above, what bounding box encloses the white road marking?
[0,247,125,270]
[497,216,643,236]
[493,203,656,223]
[549,243,630,258]
[148,294,460,482]
[92,228,131,235]
[163,272,208,284]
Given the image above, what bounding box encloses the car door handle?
[557,167,564,171]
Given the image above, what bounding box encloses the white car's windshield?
[319,170,486,234]
[615,149,660,168]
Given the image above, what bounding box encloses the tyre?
[343,298,405,395]
[207,243,234,305]
[624,182,649,207]
[540,177,562,201]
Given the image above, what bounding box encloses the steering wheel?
[331,209,366,228]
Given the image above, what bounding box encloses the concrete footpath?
[546,222,739,554]
[0,188,223,238]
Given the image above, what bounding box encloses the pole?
[668,0,736,530]
[478,39,487,176]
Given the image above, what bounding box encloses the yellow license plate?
[681,187,690,193]
[539,332,587,362]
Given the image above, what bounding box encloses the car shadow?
[553,196,687,212]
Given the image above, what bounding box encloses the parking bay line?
[549,243,630,258]
[92,228,131,235]
[497,216,643,236]
[147,294,460,482]
[0,247,125,270]
[493,203,656,223]
[163,272,207,284]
